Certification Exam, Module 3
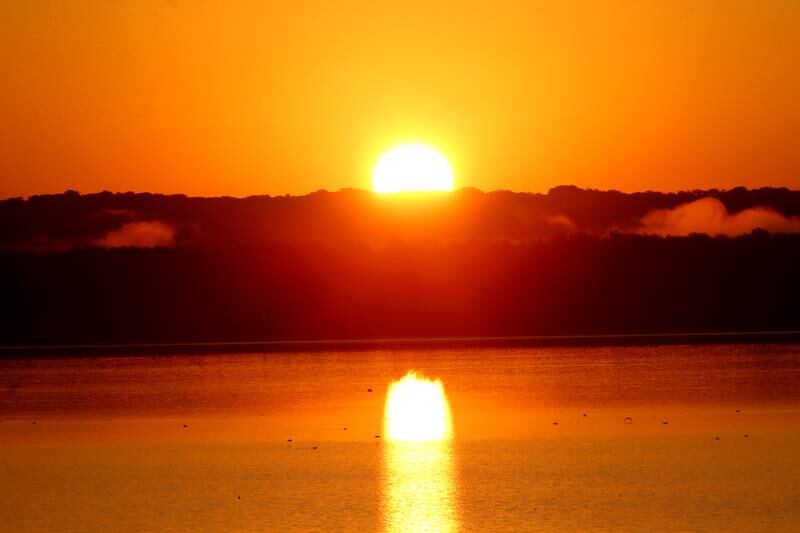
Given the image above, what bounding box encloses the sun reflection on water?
[382,371,457,532]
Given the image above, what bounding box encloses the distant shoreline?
[2,330,800,357]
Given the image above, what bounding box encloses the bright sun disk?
[372,144,455,193]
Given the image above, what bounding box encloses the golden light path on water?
[382,371,458,532]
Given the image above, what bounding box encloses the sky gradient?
[2,0,799,198]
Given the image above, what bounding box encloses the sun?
[372,144,455,193]
[384,371,453,442]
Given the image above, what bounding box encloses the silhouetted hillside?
[2,187,799,345]
[2,232,799,345]
[2,186,800,251]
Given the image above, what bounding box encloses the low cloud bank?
[92,221,176,248]
[545,214,577,232]
[638,197,800,236]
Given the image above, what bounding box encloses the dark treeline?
[3,186,800,247]
[2,232,799,345]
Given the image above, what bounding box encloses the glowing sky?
[2,0,799,198]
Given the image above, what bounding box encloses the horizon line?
[4,184,797,203]
[2,330,799,356]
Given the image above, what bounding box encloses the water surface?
[1,343,799,531]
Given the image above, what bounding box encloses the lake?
[2,343,800,531]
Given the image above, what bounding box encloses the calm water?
[1,343,800,531]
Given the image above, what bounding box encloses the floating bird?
[237,496,241,500]
[553,421,559,426]
[183,424,188,428]
[743,434,749,438]
[624,417,633,424]
[736,409,740,413]
[662,421,669,425]
[374,435,381,438]
[343,427,348,431]
[582,413,587,417]
[287,438,292,442]
[312,446,318,450]
[367,388,373,393]
[714,436,720,440]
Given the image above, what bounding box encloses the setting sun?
[372,144,455,193]
[384,371,453,442]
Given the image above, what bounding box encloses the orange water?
[1,344,799,530]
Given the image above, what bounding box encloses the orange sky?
[1,0,799,198]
